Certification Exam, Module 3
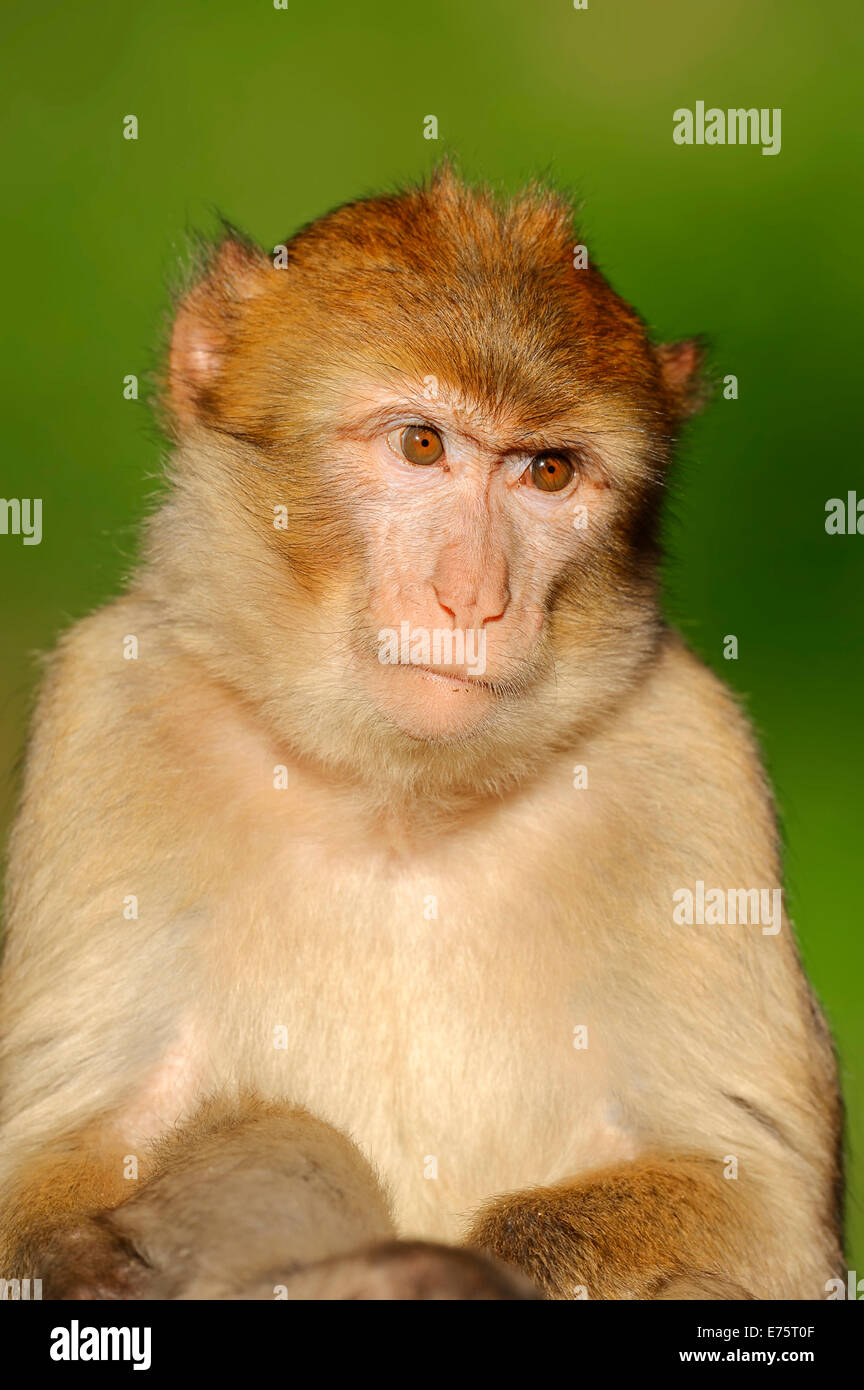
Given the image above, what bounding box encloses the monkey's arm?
[465,1155,760,1300]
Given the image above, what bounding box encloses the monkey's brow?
[335,399,636,452]
[337,398,494,441]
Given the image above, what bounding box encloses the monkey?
[0,166,843,1300]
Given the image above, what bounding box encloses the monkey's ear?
[168,238,266,428]
[655,337,709,418]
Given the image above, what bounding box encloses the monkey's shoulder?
[624,630,774,800]
[569,630,782,877]
[12,597,225,852]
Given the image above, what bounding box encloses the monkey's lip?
[402,663,489,689]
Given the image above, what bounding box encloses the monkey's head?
[156,168,704,799]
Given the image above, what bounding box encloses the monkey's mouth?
[355,648,501,741]
[407,664,490,690]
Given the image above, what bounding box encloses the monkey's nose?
[430,549,510,630]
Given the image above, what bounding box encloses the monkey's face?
[164,172,702,788]
[323,377,646,744]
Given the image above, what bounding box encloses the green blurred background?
[2,0,861,1270]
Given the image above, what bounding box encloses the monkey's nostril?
[483,591,511,625]
[432,585,458,621]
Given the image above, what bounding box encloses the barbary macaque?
[0,168,843,1300]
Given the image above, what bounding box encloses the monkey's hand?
[12,1213,155,1300]
[464,1156,759,1300]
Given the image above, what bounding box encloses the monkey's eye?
[387,425,444,465]
[528,454,574,493]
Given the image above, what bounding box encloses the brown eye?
[529,454,574,492]
[399,425,444,465]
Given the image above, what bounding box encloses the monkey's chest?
[206,855,636,1241]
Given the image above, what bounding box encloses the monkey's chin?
[369,663,497,742]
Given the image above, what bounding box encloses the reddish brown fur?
[166,167,701,591]
[466,1156,759,1300]
[170,167,689,443]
